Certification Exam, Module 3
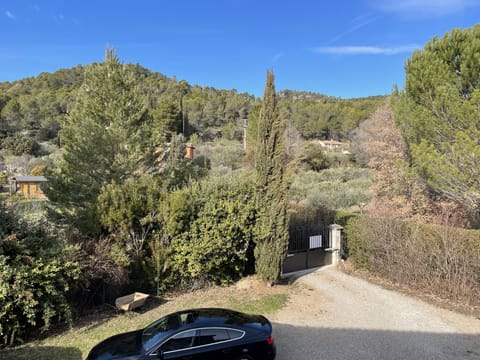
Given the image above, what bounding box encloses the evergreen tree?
[254,71,289,283]
[395,25,480,217]
[45,48,148,234]
[150,98,182,143]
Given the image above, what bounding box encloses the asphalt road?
[272,267,480,360]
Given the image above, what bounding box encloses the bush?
[0,254,81,347]
[299,143,330,171]
[1,133,40,156]
[0,201,82,347]
[165,173,256,287]
[345,216,480,307]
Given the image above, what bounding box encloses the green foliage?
[290,168,372,210]
[0,99,22,132]
[45,49,148,235]
[396,25,480,216]
[245,101,261,159]
[148,236,169,296]
[0,203,81,347]
[97,174,164,259]
[299,142,330,171]
[254,72,289,283]
[1,133,40,156]
[166,174,257,286]
[157,134,208,189]
[278,90,385,140]
[198,139,244,171]
[0,255,81,347]
[150,98,182,143]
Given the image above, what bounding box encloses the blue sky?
[0,1,478,98]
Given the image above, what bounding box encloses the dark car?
[86,308,276,360]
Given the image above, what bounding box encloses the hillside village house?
[317,139,345,149]
[10,176,47,198]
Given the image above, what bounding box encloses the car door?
[157,330,199,360]
[190,328,241,360]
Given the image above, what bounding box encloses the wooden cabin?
[10,176,47,198]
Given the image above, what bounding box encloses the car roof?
[175,308,264,328]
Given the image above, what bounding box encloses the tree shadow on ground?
[273,323,480,360]
[134,295,168,315]
[0,345,82,360]
[280,265,329,284]
[76,295,167,333]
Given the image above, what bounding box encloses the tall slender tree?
[45,48,148,234]
[254,71,289,283]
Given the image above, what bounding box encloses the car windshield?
[141,313,182,351]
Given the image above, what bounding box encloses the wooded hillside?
[0,63,385,158]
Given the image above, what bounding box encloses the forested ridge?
[0,62,385,156]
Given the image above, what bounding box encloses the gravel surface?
[272,266,480,360]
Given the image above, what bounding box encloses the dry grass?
[0,277,288,360]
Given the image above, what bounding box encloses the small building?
[10,176,47,198]
[318,140,345,149]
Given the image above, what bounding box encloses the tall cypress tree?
[254,71,289,283]
[45,48,147,235]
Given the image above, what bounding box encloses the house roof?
[12,176,47,183]
[321,140,344,145]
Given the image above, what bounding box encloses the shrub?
[0,254,81,347]
[345,216,480,307]
[1,133,40,156]
[299,143,330,171]
[0,202,82,347]
[166,173,256,287]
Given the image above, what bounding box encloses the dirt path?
[272,266,480,360]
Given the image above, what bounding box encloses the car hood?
[87,329,143,360]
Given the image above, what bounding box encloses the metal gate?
[283,224,332,273]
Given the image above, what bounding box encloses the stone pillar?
[329,224,343,265]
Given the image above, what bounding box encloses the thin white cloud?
[272,53,284,63]
[53,13,65,22]
[313,45,421,55]
[329,15,378,44]
[371,0,480,16]
[5,10,16,20]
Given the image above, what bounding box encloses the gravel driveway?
[272,266,480,360]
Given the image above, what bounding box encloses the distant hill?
[0,64,386,154]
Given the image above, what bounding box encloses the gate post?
[328,224,343,265]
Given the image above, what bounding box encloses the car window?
[196,328,230,346]
[161,330,196,352]
[180,312,196,324]
[142,314,182,351]
[227,329,244,340]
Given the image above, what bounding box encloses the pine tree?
[254,71,289,283]
[45,48,147,234]
[395,25,480,217]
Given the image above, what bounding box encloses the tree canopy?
[45,49,148,234]
[395,25,480,216]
